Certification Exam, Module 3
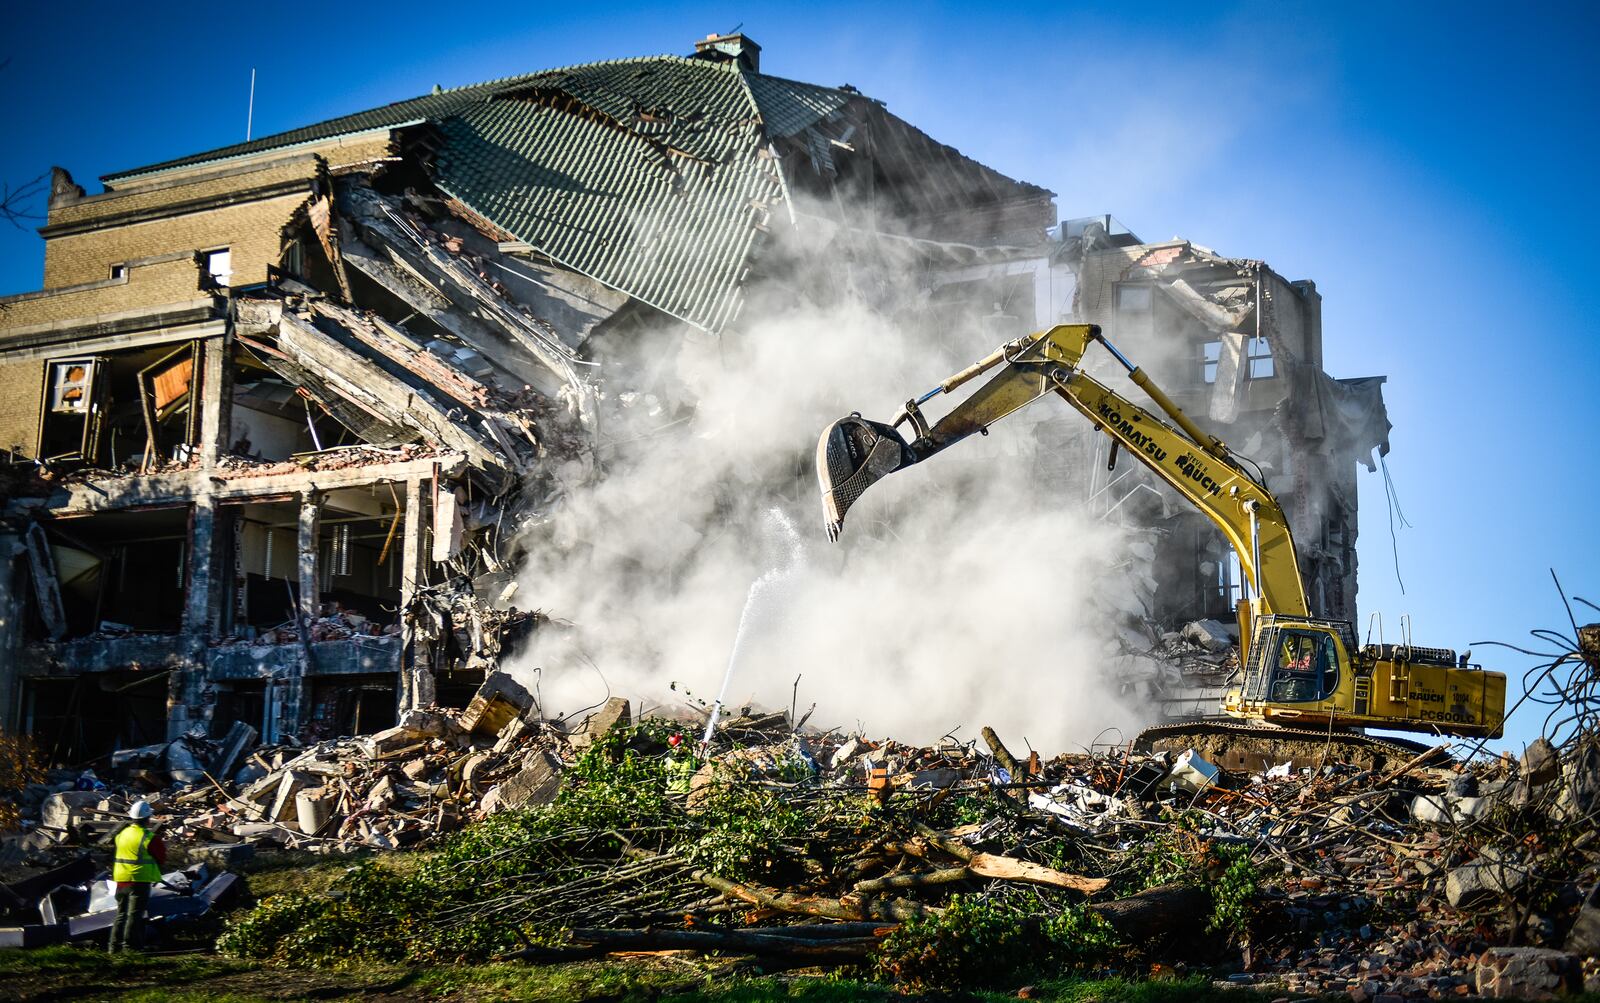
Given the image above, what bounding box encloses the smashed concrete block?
[295,789,337,836]
[400,758,431,781]
[1565,885,1600,956]
[187,843,256,869]
[1447,852,1527,908]
[1524,738,1561,786]
[569,697,631,751]
[1476,947,1581,999]
[1182,619,1236,653]
[212,722,258,782]
[366,775,398,811]
[460,671,538,737]
[1412,792,1492,825]
[38,792,108,832]
[493,717,530,753]
[267,772,317,825]
[830,738,863,769]
[360,710,464,759]
[483,750,562,814]
[165,739,207,785]
[896,768,962,790]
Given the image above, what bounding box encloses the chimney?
[692,32,761,73]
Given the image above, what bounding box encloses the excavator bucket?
[816,413,915,540]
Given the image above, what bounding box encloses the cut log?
[1085,883,1209,942]
[966,853,1110,895]
[910,823,1108,895]
[981,726,1024,782]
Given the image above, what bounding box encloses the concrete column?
[279,490,321,738]
[297,490,322,625]
[168,495,218,738]
[0,536,22,732]
[199,331,233,467]
[396,477,433,712]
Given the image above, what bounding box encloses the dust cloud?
[506,257,1146,752]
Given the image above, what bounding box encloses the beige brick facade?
[43,192,311,290]
[0,256,208,327]
[38,132,397,291]
[0,358,43,456]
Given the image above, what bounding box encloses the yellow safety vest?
[112,823,160,883]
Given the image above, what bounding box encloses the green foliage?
[0,728,44,833]
[1205,843,1259,938]
[216,893,335,962]
[684,765,810,883]
[1124,810,1261,941]
[875,895,1120,992]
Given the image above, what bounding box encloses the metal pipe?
[1095,332,1224,458]
[1248,501,1262,603]
[938,341,1013,394]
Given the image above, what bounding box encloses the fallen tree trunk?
[1085,883,1209,942]
[564,926,883,963]
[854,867,972,894]
[693,870,940,921]
[910,823,1109,895]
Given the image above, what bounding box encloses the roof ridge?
[102,53,718,183]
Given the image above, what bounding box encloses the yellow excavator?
[816,323,1504,765]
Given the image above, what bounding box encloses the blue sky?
[2,2,1595,748]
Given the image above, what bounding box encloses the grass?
[0,948,1485,1003]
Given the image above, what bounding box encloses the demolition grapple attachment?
[815,413,916,540]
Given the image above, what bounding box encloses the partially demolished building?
[0,34,1387,757]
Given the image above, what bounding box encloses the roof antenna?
[246,68,257,140]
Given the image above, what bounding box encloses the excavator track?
[1134,717,1447,774]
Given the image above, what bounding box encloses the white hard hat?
[128,800,153,821]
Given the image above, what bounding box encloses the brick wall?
[40,132,396,291]
[48,160,317,230]
[43,193,309,290]
[0,358,42,457]
[0,256,207,328]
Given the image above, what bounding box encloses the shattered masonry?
[0,33,1387,755]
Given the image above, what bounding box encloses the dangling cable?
[1379,454,1409,595]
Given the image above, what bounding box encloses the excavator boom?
[818,324,1307,616]
[816,323,1506,747]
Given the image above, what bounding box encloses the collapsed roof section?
[104,49,1054,335]
[1086,235,1391,470]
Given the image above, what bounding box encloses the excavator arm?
[817,323,1309,618]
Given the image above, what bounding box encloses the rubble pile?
[10,650,1600,997]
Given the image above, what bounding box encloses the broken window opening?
[109,263,127,280]
[306,675,398,741]
[1201,339,1221,385]
[28,508,191,639]
[24,672,171,766]
[1115,283,1152,314]
[281,238,306,279]
[204,247,233,287]
[1247,333,1275,379]
[227,494,404,641]
[39,344,203,471]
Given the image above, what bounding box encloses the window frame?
[1246,333,1275,380]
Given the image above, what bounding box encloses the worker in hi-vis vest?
[110,801,165,952]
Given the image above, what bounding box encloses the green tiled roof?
[100,74,539,182]
[101,52,1040,335]
[433,56,821,332]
